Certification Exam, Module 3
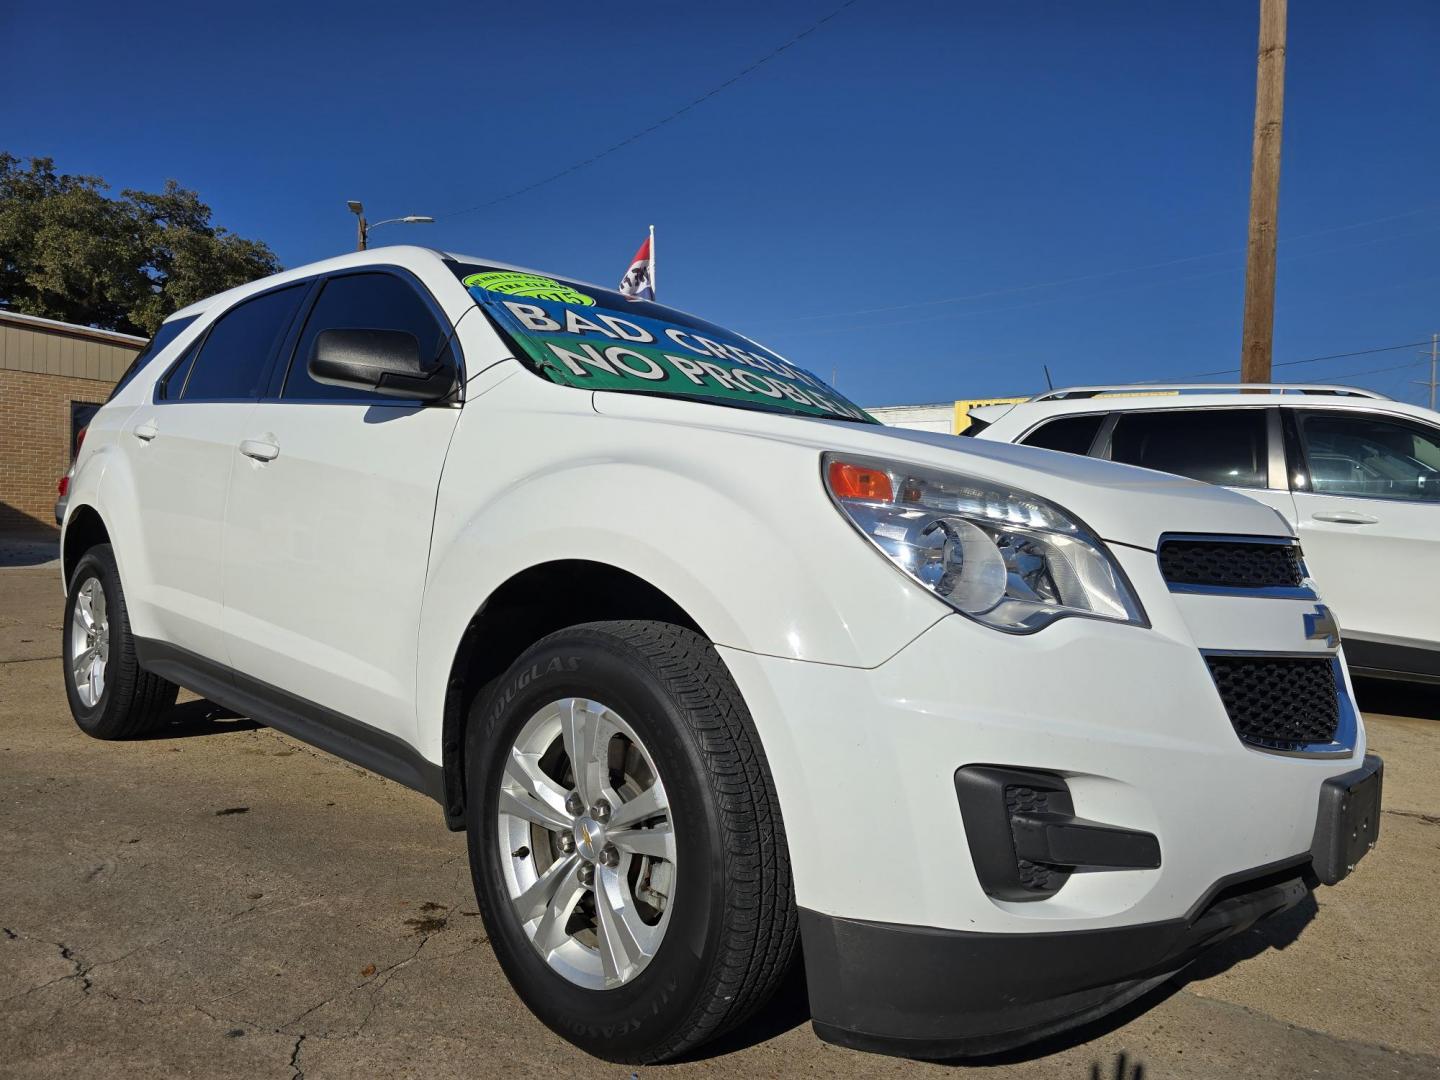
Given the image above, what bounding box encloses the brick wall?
[0,369,117,533]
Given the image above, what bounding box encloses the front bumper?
[798,754,1381,1058]
[717,538,1380,1057]
[801,858,1310,1058]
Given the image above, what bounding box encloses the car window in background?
[282,272,450,401]
[108,315,198,401]
[1109,408,1269,488]
[1020,414,1106,456]
[1299,412,1440,502]
[180,285,308,402]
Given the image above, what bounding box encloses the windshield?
[450,262,875,423]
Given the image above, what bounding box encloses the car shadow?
[133,698,260,740]
[1353,677,1440,722]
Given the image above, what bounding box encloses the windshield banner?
[464,272,870,422]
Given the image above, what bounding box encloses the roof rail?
[1029,383,1390,402]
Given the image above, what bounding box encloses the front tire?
[465,620,797,1063]
[63,544,178,739]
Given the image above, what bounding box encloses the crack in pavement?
[288,1033,305,1080]
[1384,807,1440,827]
[1,929,94,1002]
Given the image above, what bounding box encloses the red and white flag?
[618,227,655,301]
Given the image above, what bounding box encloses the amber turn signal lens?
[827,460,894,502]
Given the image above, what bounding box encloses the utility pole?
[1239,0,1288,384]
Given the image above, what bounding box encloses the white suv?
[968,384,1440,685]
[59,250,1381,1062]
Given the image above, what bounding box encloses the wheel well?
[439,560,703,830]
[63,506,111,584]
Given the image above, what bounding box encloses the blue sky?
[4,0,1438,406]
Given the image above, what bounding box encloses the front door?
[1287,409,1440,656]
[221,270,462,741]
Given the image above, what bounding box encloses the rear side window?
[1109,409,1269,488]
[282,272,450,401]
[180,285,308,401]
[1020,414,1105,456]
[108,315,198,400]
[1297,411,1440,502]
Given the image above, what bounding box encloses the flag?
[618,229,655,301]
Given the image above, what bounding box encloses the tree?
[0,154,281,336]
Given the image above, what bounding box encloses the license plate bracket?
[1310,754,1383,886]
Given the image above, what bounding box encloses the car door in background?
[221,269,463,741]
[1099,407,1299,524]
[1286,409,1440,676]
[120,284,308,662]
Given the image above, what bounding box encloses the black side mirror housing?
[308,328,454,401]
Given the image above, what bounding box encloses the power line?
[1301,357,1430,383]
[755,204,1440,327]
[434,0,862,222]
[1165,339,1433,381]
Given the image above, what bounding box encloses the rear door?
[1286,408,1440,654]
[220,268,462,741]
[120,283,308,662]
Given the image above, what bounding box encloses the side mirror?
[308,328,454,401]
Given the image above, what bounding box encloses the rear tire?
[465,620,797,1063]
[63,544,178,739]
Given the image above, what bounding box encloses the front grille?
[1159,538,1305,590]
[1206,655,1341,749]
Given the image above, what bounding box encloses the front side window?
[1020,413,1105,456]
[1108,408,1269,489]
[108,315,198,400]
[282,272,450,401]
[1297,411,1440,502]
[450,262,873,423]
[179,285,308,402]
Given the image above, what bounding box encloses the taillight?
[75,426,88,454]
[58,476,70,497]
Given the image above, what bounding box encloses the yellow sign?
[952,397,1026,435]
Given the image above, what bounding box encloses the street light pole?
[347,200,368,251]
[347,201,434,251]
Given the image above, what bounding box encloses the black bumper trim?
[800,857,1315,1059]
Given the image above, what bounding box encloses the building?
[0,310,143,532]
[865,396,1028,436]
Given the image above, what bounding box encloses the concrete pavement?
[3,560,1438,1079]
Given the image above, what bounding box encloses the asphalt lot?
[3,555,1439,1079]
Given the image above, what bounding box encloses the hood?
[589,392,1291,550]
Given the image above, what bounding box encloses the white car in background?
[58,255,1381,1062]
[968,384,1440,684]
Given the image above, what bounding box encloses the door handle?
[133,421,158,442]
[239,438,280,462]
[1312,511,1379,525]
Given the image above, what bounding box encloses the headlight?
[823,454,1146,633]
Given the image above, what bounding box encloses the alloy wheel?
[69,576,110,708]
[497,697,676,990]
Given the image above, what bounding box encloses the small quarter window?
[1020,414,1105,456]
[108,315,198,401]
[1109,409,1269,488]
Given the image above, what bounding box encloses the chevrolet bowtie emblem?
[1303,604,1341,650]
